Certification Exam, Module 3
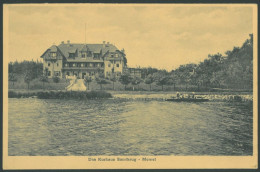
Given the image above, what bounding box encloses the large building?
[40,40,127,79]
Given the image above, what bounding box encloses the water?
[8,94,253,156]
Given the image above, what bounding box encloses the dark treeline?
[9,60,43,79]
[8,34,253,91]
[136,34,253,91]
[174,34,253,90]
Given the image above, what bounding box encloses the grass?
[8,76,70,90]
[9,75,253,93]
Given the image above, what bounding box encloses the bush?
[53,76,60,83]
[233,95,243,102]
[36,90,112,99]
[8,91,36,98]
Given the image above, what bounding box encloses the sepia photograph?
[3,3,258,169]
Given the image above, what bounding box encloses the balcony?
[62,66,104,70]
[66,59,103,63]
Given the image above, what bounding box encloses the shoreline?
[8,88,253,94]
[7,89,253,102]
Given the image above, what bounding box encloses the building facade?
[125,68,142,78]
[40,40,127,79]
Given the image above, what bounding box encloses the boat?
[165,97,209,102]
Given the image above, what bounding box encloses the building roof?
[49,45,59,52]
[57,43,119,58]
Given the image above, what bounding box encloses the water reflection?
[8,97,253,156]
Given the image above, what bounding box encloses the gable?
[41,47,64,60]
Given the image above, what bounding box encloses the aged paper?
[3,3,258,169]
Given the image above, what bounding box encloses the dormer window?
[115,54,118,57]
[69,53,75,58]
[87,51,92,57]
[81,53,86,58]
[93,54,99,59]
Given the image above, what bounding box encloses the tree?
[190,72,203,91]
[9,73,17,86]
[53,76,60,83]
[44,67,49,77]
[39,74,48,90]
[9,62,14,73]
[144,74,154,91]
[153,72,170,91]
[166,77,174,91]
[95,74,110,90]
[131,76,142,91]
[24,71,33,89]
[119,73,132,90]
[243,60,253,89]
[156,76,169,91]
[110,73,117,90]
[84,76,92,90]
[169,73,179,91]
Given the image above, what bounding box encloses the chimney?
[107,42,110,45]
[61,41,64,44]
[67,40,70,44]
[103,41,106,47]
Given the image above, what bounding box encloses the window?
[69,53,75,58]
[111,54,114,57]
[87,51,92,57]
[48,71,51,76]
[50,52,56,58]
[94,54,99,59]
[82,53,86,58]
[48,63,50,67]
[73,63,76,67]
[81,63,84,67]
[117,64,119,67]
[57,63,59,67]
[89,63,93,67]
[115,54,118,57]
[66,72,70,76]
[65,63,68,67]
[108,64,111,67]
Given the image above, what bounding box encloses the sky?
[5,4,254,71]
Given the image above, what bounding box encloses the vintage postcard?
[3,3,258,169]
